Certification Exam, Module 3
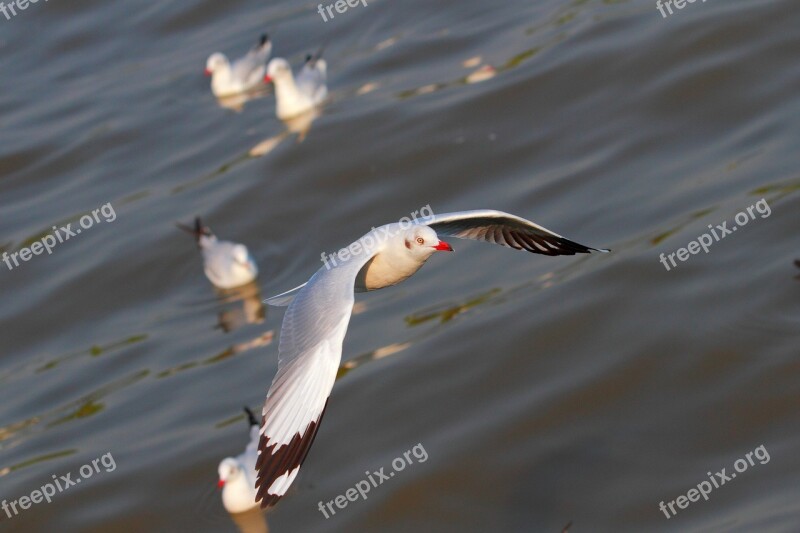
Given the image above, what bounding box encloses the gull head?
[357,225,453,291]
[264,58,292,84]
[217,457,242,488]
[205,53,228,76]
[402,225,453,261]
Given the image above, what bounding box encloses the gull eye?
[416,237,424,245]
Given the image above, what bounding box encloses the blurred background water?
[0,0,799,531]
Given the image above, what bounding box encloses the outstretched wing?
[255,249,375,508]
[425,210,608,256]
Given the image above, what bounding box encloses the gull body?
[218,408,261,514]
[264,51,327,120]
[253,209,608,507]
[178,218,258,290]
[206,35,272,97]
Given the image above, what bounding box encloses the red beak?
[263,74,273,84]
[204,68,212,76]
[217,479,225,488]
[433,241,454,252]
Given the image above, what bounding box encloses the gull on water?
[178,217,258,290]
[218,407,261,514]
[263,49,327,120]
[206,34,272,97]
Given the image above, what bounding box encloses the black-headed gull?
[178,217,258,290]
[206,34,273,97]
[218,407,261,514]
[263,50,327,120]
[253,209,608,507]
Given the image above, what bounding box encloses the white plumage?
[254,209,608,507]
[206,34,272,97]
[178,217,258,290]
[264,50,328,120]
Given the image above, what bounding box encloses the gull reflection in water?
[337,342,411,380]
[249,108,321,157]
[216,281,266,334]
[215,87,271,113]
[229,507,269,533]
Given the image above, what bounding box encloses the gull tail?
[244,406,259,428]
[264,283,308,306]
[176,217,205,244]
[254,33,272,60]
[304,46,325,67]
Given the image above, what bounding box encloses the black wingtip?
[260,34,269,46]
[244,406,259,427]
[255,400,330,509]
[794,259,800,269]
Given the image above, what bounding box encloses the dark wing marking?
[426,210,608,256]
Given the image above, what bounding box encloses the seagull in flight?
[218,407,261,514]
[254,209,608,507]
[263,49,327,120]
[206,34,273,97]
[178,217,258,290]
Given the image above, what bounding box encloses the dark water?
[1,0,799,531]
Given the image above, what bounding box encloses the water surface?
[1,0,799,531]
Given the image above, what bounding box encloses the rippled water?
[1,0,799,531]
